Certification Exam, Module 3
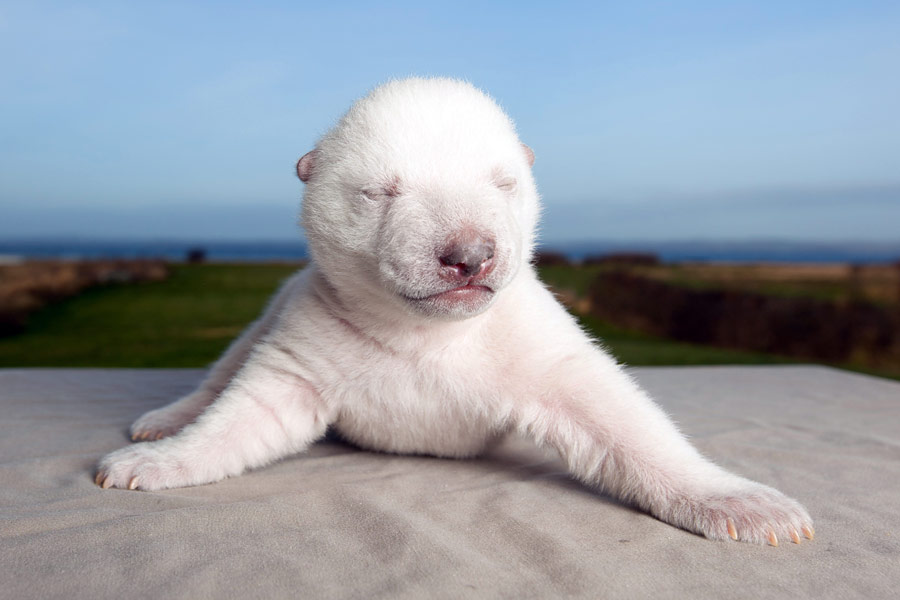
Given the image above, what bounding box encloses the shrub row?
[589,270,899,365]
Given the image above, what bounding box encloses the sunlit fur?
[97,78,812,545]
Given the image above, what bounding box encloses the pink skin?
[407,283,495,314]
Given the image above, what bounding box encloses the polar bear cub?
[97,77,813,545]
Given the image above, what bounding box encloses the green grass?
[537,264,606,297]
[0,262,895,380]
[0,263,299,367]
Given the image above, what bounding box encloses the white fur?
[98,78,813,545]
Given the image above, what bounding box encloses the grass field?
[537,265,797,367]
[0,262,803,370]
[538,263,899,380]
[2,261,898,380]
[0,263,299,367]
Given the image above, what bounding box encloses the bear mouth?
[402,283,495,311]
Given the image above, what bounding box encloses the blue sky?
[1,1,898,242]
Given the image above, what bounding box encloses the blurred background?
[1,1,898,378]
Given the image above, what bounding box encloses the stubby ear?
[296,150,318,183]
[521,143,535,167]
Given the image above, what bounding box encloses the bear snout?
[438,233,496,280]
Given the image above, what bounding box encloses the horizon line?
[2,236,900,246]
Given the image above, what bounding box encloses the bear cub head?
[297,78,540,321]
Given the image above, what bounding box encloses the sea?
[1,239,899,264]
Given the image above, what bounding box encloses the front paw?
[130,395,207,442]
[662,480,814,546]
[95,442,193,491]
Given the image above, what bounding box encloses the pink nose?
[439,234,495,278]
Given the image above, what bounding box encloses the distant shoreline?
[1,238,899,264]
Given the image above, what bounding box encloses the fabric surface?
[0,366,897,599]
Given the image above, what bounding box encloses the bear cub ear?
[521,143,534,167]
[296,150,318,183]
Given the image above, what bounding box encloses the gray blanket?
[1,366,898,599]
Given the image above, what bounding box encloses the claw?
[801,525,815,540]
[128,476,139,490]
[155,432,164,440]
[726,518,738,541]
[789,527,801,544]
[140,432,151,441]
[94,471,104,486]
[101,476,112,489]
[767,529,778,547]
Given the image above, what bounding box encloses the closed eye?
[491,166,517,193]
[362,188,391,201]
[494,176,517,193]
[362,176,402,201]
